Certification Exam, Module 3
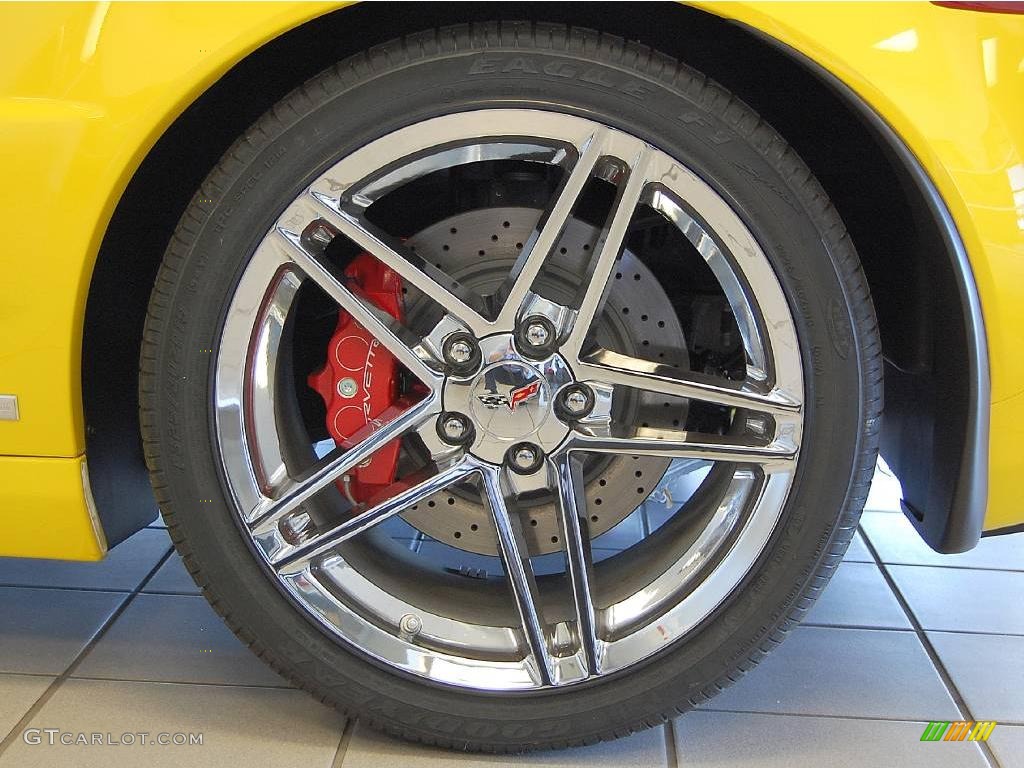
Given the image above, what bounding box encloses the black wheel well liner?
[82,1,987,552]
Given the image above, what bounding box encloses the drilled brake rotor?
[400,207,688,556]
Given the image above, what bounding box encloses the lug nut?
[448,339,473,364]
[745,415,771,438]
[557,384,595,420]
[506,442,544,474]
[437,412,474,446]
[516,315,557,359]
[525,322,550,347]
[441,332,480,375]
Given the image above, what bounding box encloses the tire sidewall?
[145,29,870,747]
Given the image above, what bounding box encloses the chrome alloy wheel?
[214,110,803,690]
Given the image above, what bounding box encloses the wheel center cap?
[442,334,573,464]
[469,362,548,439]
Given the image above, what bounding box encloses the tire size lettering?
[468,56,653,101]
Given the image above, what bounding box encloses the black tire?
[140,22,881,752]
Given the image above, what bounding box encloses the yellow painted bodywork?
[0,1,1021,558]
[0,455,106,560]
[696,2,1024,533]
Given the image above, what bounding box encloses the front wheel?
[140,22,881,752]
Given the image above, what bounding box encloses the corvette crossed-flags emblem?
[475,380,542,413]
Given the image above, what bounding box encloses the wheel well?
[83,1,985,550]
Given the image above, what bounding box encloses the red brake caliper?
[307,253,411,505]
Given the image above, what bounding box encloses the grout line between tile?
[801,622,914,632]
[0,583,135,595]
[699,706,1024,727]
[120,547,176,594]
[331,718,356,768]
[801,621,1024,638]
[903,627,1024,638]
[63,673,294,689]
[860,528,1003,768]
[0,546,175,757]
[869,561,1024,574]
[858,523,882,566]
[41,678,304,694]
[664,719,679,768]
[0,672,55,681]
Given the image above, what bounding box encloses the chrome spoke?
[248,398,437,532]
[493,129,609,328]
[570,429,796,469]
[561,147,652,358]
[480,467,554,686]
[216,110,807,692]
[273,459,475,573]
[551,453,600,676]
[307,191,492,336]
[577,350,801,415]
[274,227,440,386]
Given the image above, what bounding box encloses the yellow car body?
[0,1,1021,560]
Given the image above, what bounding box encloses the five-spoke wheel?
[142,23,879,750]
[215,111,803,689]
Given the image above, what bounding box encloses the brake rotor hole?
[394,205,684,557]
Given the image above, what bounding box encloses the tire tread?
[139,20,882,753]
